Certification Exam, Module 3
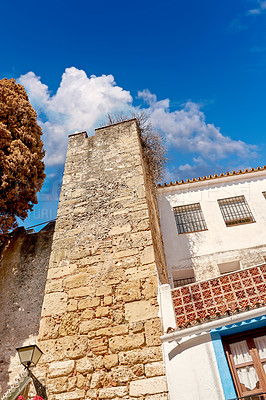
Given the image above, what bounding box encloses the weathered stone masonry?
[38,119,169,399]
[0,223,55,394]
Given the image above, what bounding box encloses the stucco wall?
[162,333,224,400]
[157,172,266,283]
[0,223,54,394]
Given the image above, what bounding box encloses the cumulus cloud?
[18,67,132,165]
[139,90,257,161]
[18,69,257,182]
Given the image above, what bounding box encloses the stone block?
[109,333,145,352]
[45,279,63,293]
[113,309,124,324]
[103,354,118,370]
[130,376,168,396]
[141,246,155,265]
[78,297,101,309]
[69,287,93,298]
[146,394,169,400]
[145,318,162,346]
[59,312,80,336]
[68,376,77,391]
[93,355,104,370]
[55,389,85,400]
[39,317,59,340]
[96,286,113,296]
[96,324,128,337]
[89,337,108,355]
[109,224,131,236]
[98,386,128,398]
[110,366,135,384]
[76,373,87,389]
[132,364,145,377]
[64,273,89,289]
[37,339,65,364]
[76,357,94,374]
[119,346,163,365]
[116,281,141,302]
[47,264,77,280]
[125,300,158,323]
[80,318,112,333]
[130,321,144,333]
[145,362,165,377]
[59,335,88,359]
[104,296,113,306]
[113,248,138,259]
[81,308,95,319]
[47,377,68,393]
[42,292,68,316]
[85,389,98,399]
[67,299,78,312]
[142,276,158,299]
[48,360,75,378]
[96,306,109,317]
[90,371,106,389]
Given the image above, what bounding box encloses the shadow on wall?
[0,223,55,394]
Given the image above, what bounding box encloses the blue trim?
[210,314,266,400]
[211,331,237,399]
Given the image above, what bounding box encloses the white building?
[157,167,266,400]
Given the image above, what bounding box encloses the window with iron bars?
[218,196,255,227]
[173,277,195,287]
[173,203,207,234]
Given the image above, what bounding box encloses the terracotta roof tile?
[157,165,266,188]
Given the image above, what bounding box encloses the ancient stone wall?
[37,120,168,400]
[0,223,55,394]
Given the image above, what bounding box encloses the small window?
[173,203,207,234]
[263,191,266,200]
[218,260,241,274]
[218,196,255,227]
[173,268,195,288]
[223,329,266,398]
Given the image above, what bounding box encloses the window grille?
[173,277,195,287]
[173,203,207,234]
[218,196,255,227]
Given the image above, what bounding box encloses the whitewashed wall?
[157,171,266,283]
[162,333,225,400]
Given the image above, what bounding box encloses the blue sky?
[1,0,266,229]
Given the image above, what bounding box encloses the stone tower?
[37,119,169,400]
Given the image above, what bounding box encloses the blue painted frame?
[210,314,266,400]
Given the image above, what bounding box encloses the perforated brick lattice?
[171,264,266,328]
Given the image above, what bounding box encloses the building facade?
[1,120,266,400]
[157,169,266,399]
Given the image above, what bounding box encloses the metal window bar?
[173,277,195,288]
[173,203,207,234]
[229,393,266,400]
[218,196,255,226]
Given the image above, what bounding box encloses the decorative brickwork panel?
[172,265,266,328]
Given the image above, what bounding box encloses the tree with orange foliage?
[0,78,45,241]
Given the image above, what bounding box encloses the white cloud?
[18,67,132,165]
[18,69,257,177]
[247,0,266,15]
[140,90,257,160]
